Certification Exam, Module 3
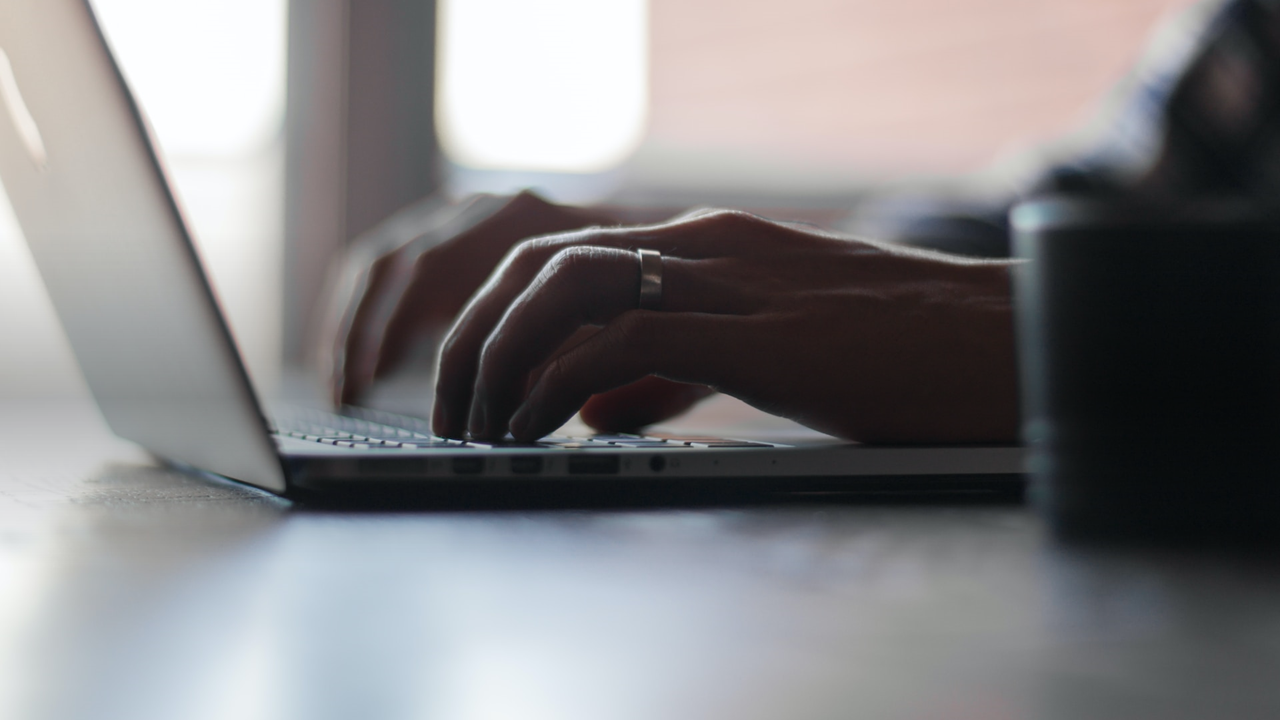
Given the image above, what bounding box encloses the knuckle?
[516,239,555,268]
[347,239,390,268]
[504,235,568,277]
[511,188,550,209]
[677,206,717,220]
[527,231,585,253]
[488,235,528,266]
[535,226,605,251]
[437,331,467,371]
[485,240,541,286]
[369,251,397,274]
[662,208,767,244]
[506,238,543,271]
[704,208,762,229]
[543,245,600,283]
[409,245,435,274]
[519,235,556,256]
[359,253,401,288]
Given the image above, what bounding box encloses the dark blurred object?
[1013,196,1280,543]
[846,194,1013,258]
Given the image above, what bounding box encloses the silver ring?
[636,248,663,310]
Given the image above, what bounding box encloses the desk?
[2,399,1279,720]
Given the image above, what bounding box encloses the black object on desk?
[1013,197,1280,542]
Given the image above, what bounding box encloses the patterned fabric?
[1037,0,1280,205]
[860,0,1280,257]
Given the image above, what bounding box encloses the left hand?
[320,192,606,407]
[432,210,1021,443]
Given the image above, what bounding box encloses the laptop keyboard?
[271,407,775,450]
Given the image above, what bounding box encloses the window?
[437,0,648,173]
[438,0,1200,201]
[0,0,288,397]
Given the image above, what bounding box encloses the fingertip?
[508,404,534,442]
[339,369,368,406]
[341,353,369,402]
[431,388,470,439]
[338,386,356,410]
[335,375,351,406]
[466,395,489,439]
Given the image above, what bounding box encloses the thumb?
[579,376,715,432]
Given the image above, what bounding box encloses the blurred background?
[0,0,1199,400]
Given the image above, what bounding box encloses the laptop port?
[509,456,543,475]
[358,459,428,476]
[567,455,620,475]
[451,457,484,475]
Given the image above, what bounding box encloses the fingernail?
[509,404,533,440]
[468,396,488,438]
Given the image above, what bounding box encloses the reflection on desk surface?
[1,399,1279,720]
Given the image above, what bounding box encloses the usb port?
[509,456,543,475]
[567,455,620,475]
[451,457,484,475]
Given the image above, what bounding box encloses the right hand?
[429,209,1019,443]
[320,190,715,428]
[322,191,598,406]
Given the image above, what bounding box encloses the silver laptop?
[0,0,1022,502]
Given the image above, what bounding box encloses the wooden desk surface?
[2,399,1279,720]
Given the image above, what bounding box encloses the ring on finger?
[636,248,663,310]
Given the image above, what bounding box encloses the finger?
[471,258,758,441]
[466,246,640,438]
[371,193,600,379]
[322,242,397,406]
[431,218,771,437]
[337,195,510,404]
[328,195,489,405]
[469,247,763,439]
[332,249,411,406]
[507,311,741,441]
[318,257,364,407]
[579,377,716,432]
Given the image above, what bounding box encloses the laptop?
[0,0,1023,503]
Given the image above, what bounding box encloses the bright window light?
[82,0,287,390]
[89,0,286,157]
[437,0,649,173]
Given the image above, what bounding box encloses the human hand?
[322,191,603,406]
[433,209,1020,443]
[321,190,715,429]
